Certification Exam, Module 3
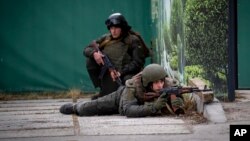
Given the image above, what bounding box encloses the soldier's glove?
[171,97,184,107]
[153,93,168,111]
[171,97,185,115]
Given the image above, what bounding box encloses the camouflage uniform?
[60,64,201,117]
[84,33,146,96]
[83,13,147,97]
[75,72,175,117]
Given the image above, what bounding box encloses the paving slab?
[79,116,190,135]
[0,128,74,138]
[0,99,190,139]
[0,113,73,130]
[0,99,74,138]
[1,93,249,141]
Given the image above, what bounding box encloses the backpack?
[128,30,150,58]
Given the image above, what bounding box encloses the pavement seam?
[72,114,80,135]
[71,99,81,135]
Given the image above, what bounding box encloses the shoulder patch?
[125,79,135,88]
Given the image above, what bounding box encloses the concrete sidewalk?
[0,94,249,141]
[0,98,190,138]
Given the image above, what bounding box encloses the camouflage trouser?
[75,86,125,116]
[86,57,119,96]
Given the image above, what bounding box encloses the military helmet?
[142,64,167,87]
[105,13,131,31]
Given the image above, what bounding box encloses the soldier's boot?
[91,92,105,100]
[91,94,99,100]
[60,103,76,115]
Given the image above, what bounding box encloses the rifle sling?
[99,36,123,49]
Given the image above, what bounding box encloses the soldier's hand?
[153,93,168,110]
[110,70,121,81]
[171,97,184,108]
[93,51,104,65]
[171,97,185,115]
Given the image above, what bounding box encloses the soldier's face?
[151,80,165,93]
[110,26,122,39]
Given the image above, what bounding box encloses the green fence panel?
[0,0,152,92]
[238,0,250,89]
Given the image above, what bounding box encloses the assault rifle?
[144,86,212,102]
[159,85,212,96]
[159,86,212,115]
[92,41,122,86]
